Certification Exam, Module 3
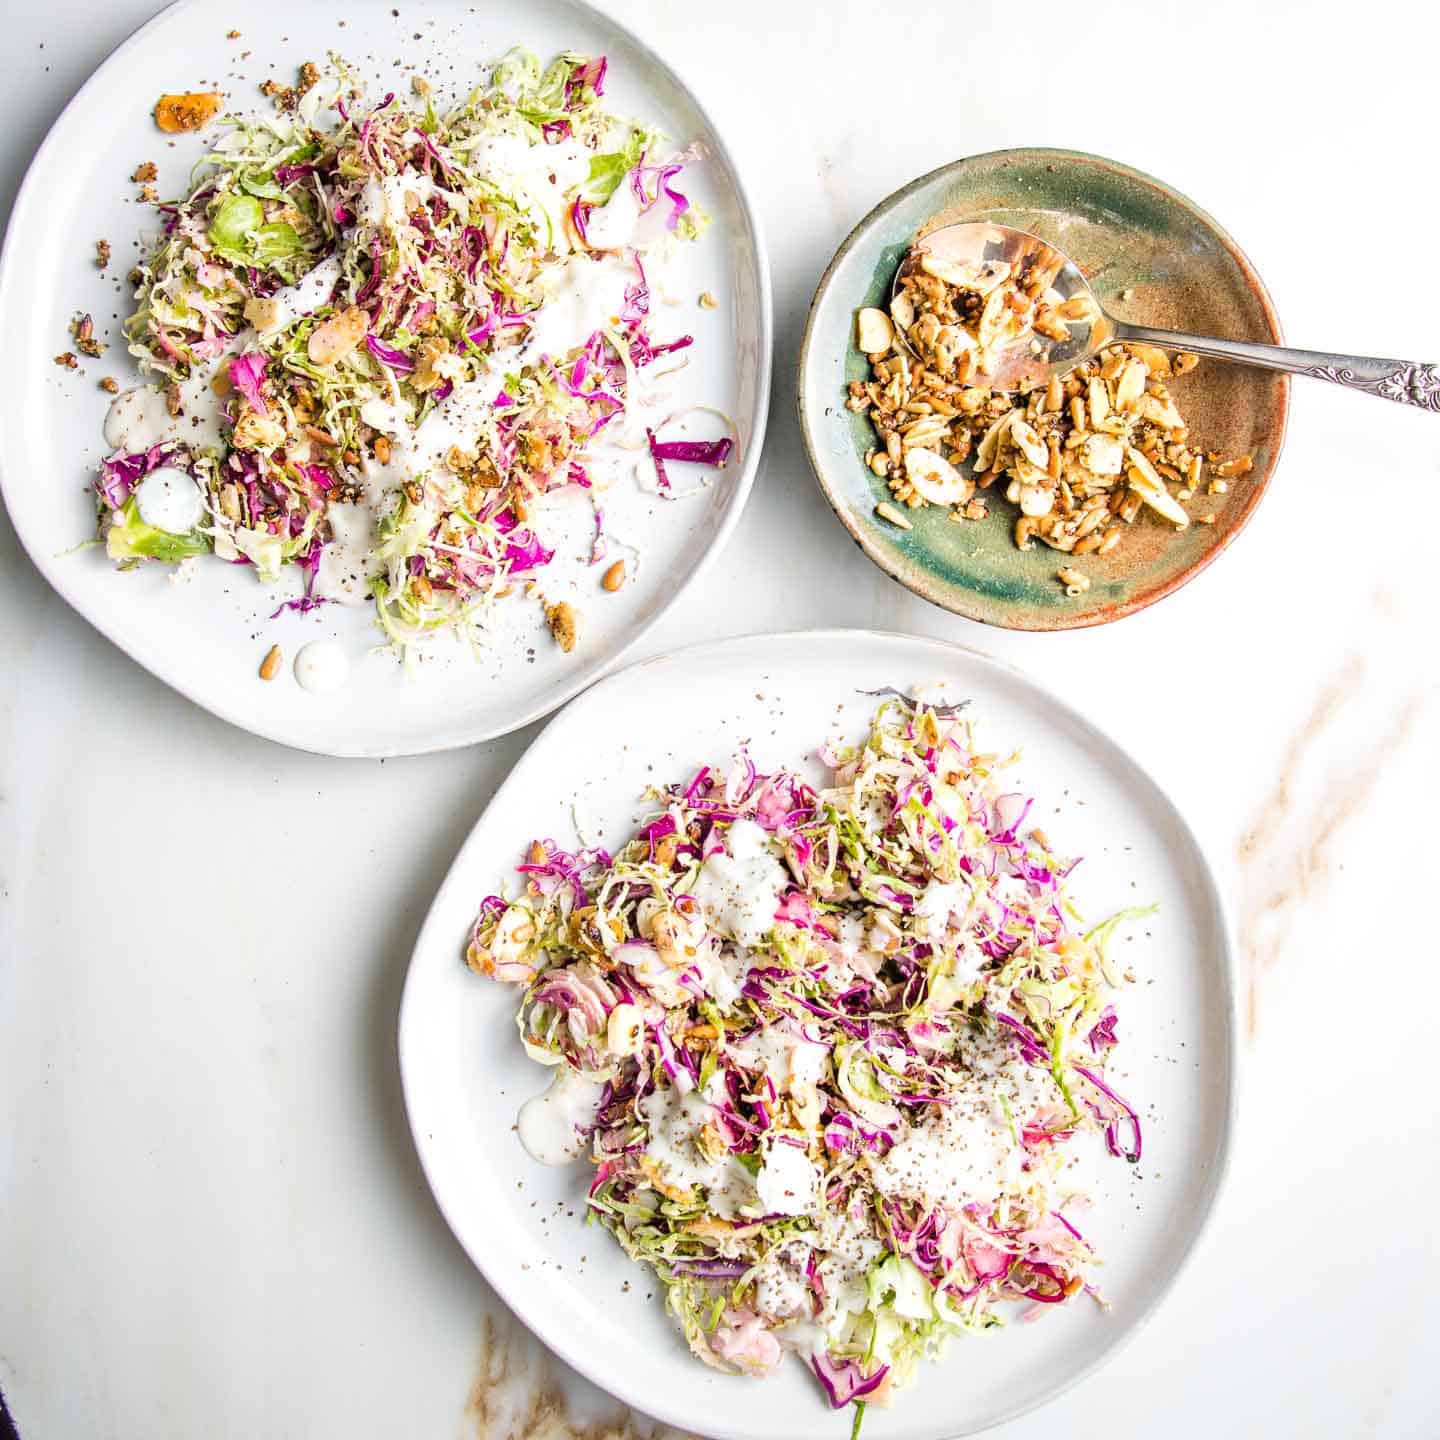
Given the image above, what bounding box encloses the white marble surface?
[1,1,1437,1436]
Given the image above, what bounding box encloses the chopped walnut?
[95,239,111,270]
[138,184,158,204]
[298,62,320,92]
[131,161,158,183]
[100,376,120,394]
[54,352,78,369]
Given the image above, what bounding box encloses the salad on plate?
[95,48,733,657]
[466,691,1151,1426]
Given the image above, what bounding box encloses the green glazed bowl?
[797,148,1289,629]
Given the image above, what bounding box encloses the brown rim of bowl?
[797,146,1291,630]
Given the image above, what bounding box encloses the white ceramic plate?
[0,0,770,756]
[399,630,1237,1440]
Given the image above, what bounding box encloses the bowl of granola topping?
[797,148,1288,629]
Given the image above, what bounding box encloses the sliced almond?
[307,305,369,368]
[1082,433,1125,477]
[1125,447,1190,528]
[243,296,281,333]
[975,408,1020,471]
[1018,483,1054,518]
[919,254,1011,295]
[1126,343,1171,375]
[855,307,894,356]
[1139,394,1185,430]
[903,448,973,506]
[1087,376,1110,428]
[1114,359,1147,411]
[889,293,915,331]
[1010,418,1049,469]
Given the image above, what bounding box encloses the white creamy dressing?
[639,1075,757,1218]
[871,1030,1053,1211]
[520,252,636,361]
[729,1028,826,1095]
[134,466,205,534]
[698,945,750,1011]
[292,640,349,695]
[104,371,227,454]
[755,1137,821,1217]
[914,878,968,935]
[465,133,592,249]
[314,502,380,605]
[690,819,789,947]
[516,1066,607,1165]
[252,254,343,334]
[583,179,672,252]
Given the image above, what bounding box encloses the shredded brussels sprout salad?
[467,692,1152,1426]
[96,49,733,653]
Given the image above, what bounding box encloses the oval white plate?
[0,0,770,756]
[399,629,1237,1440]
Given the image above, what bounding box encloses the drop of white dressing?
[134,467,205,534]
[690,818,789,946]
[293,640,349,695]
[517,1067,607,1165]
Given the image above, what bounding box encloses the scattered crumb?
[698,290,717,309]
[259,644,283,681]
[298,61,320,92]
[100,376,119,394]
[95,238,111,270]
[73,313,104,357]
[131,161,158,183]
[54,352,78,369]
[545,600,579,652]
[138,184,158,204]
[226,29,241,40]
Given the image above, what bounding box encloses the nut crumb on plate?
[546,600,579,652]
[601,560,626,592]
[259,644,283,681]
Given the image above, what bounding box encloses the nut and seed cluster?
[848,245,1254,592]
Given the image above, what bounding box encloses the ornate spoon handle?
[1112,320,1440,412]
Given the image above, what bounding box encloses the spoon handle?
[1111,320,1440,412]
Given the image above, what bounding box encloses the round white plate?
[399,629,1237,1440]
[0,0,770,756]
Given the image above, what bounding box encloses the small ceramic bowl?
[797,148,1289,629]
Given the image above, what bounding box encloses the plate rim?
[0,0,774,759]
[397,624,1241,1440]
[795,146,1290,632]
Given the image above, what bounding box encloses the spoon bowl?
[892,222,1113,389]
[895,220,1439,406]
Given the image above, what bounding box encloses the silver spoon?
[892,222,1440,410]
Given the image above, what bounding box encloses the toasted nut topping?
[698,290,718,309]
[875,501,913,530]
[259,644,283,681]
[373,435,391,464]
[153,91,224,133]
[546,600,579,653]
[855,307,894,356]
[307,306,369,367]
[601,560,626,592]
